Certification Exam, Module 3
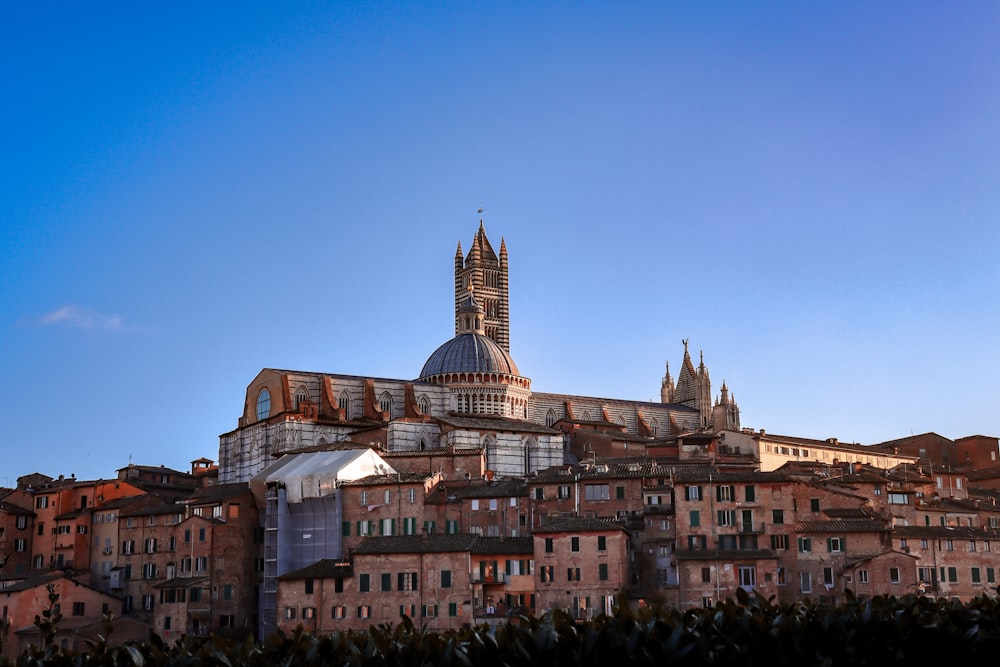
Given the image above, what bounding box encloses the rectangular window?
[686,486,703,501]
[441,570,452,588]
[616,486,625,499]
[738,566,756,588]
[571,537,580,552]
[770,534,789,550]
[584,484,610,501]
[800,572,812,593]
[72,602,85,616]
[810,498,820,512]
[359,574,370,593]
[823,567,834,586]
[445,519,458,534]
[359,491,367,505]
[534,488,544,500]
[988,568,996,584]
[398,572,417,591]
[772,509,784,524]
[305,580,314,595]
[689,511,700,527]
[302,607,316,620]
[540,566,554,582]
[381,573,392,591]
[558,485,571,500]
[545,537,554,553]
[702,567,711,583]
[745,485,756,502]
[423,604,438,618]
[332,606,346,619]
[828,537,843,553]
[947,567,958,583]
[859,569,870,584]
[567,567,581,581]
[688,535,707,550]
[358,606,370,619]
[717,510,735,526]
[195,556,207,572]
[599,563,609,581]
[449,602,459,617]
[972,567,982,583]
[890,568,901,584]
[969,540,977,552]
[598,536,607,551]
[716,485,734,502]
[798,537,812,553]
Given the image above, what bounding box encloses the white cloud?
[39,305,125,331]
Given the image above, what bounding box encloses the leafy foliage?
[7,591,1000,666]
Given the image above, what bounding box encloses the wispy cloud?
[39,305,126,331]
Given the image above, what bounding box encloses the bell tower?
[454,219,510,352]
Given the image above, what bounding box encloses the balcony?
[738,522,765,534]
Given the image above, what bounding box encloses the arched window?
[582,410,593,421]
[379,392,393,416]
[418,395,430,415]
[256,389,271,421]
[616,416,626,425]
[338,392,351,419]
[295,387,308,410]
[649,418,658,437]
[545,409,557,427]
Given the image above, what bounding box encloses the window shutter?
[412,572,418,589]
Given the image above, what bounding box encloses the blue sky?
[2,2,998,484]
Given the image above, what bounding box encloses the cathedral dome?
[419,333,520,379]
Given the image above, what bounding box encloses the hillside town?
[3,225,999,655]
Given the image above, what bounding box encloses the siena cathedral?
[218,221,740,483]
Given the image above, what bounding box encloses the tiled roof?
[278,560,353,581]
[339,473,435,487]
[795,519,889,533]
[674,549,778,561]
[185,482,252,505]
[531,391,700,414]
[823,508,875,519]
[893,526,1000,540]
[435,414,560,435]
[470,536,534,555]
[0,499,33,514]
[118,495,182,516]
[672,469,790,484]
[352,534,478,555]
[533,516,626,533]
[427,480,527,503]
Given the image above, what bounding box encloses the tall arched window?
[649,418,659,437]
[256,389,271,421]
[378,392,393,416]
[545,409,557,427]
[338,392,351,419]
[295,387,308,410]
[418,395,430,415]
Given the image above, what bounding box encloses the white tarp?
[249,449,395,505]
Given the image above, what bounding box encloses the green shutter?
[342,522,351,537]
